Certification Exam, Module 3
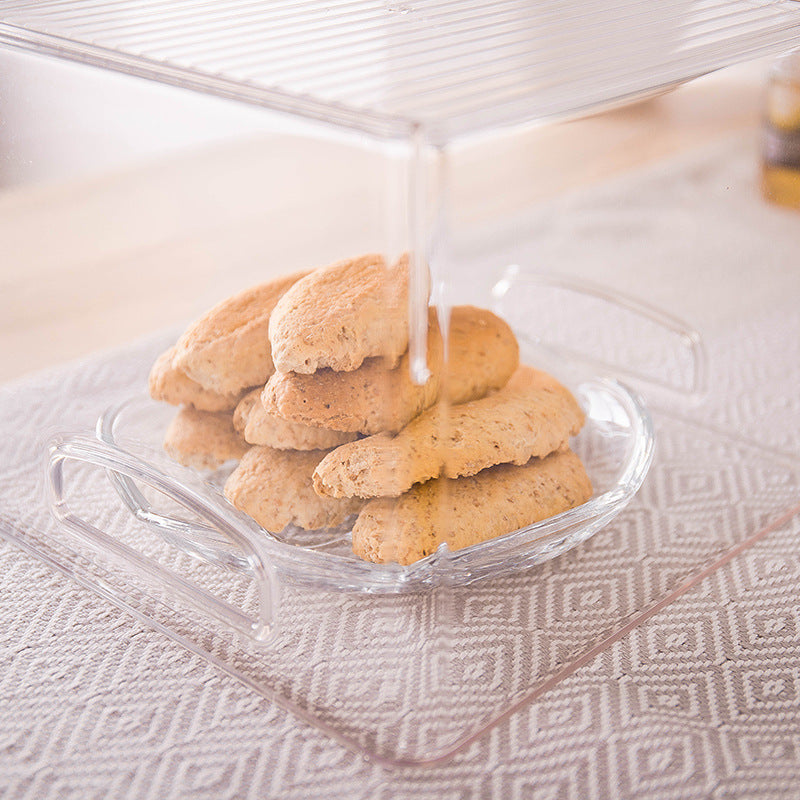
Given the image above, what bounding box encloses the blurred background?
[0,38,790,384]
[0,46,275,187]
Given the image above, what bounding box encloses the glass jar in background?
[762,50,800,209]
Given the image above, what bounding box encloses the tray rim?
[93,373,655,595]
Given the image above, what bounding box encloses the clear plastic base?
[1,272,797,767]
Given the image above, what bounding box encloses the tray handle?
[492,266,708,406]
[45,434,278,645]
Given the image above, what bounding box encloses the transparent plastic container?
[1,0,800,770]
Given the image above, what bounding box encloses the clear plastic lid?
[2,1,800,143]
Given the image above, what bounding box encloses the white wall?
[0,46,284,187]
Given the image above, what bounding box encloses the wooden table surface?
[0,60,772,384]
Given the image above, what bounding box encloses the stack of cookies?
[149,253,592,565]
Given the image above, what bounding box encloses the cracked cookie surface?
[352,448,593,565]
[163,406,248,470]
[269,253,409,374]
[313,365,584,498]
[224,446,362,531]
[172,270,309,395]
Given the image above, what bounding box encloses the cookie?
[224,446,362,531]
[149,347,244,412]
[351,448,593,565]
[261,305,518,436]
[313,365,584,498]
[268,253,409,374]
[163,407,249,470]
[232,388,261,436]
[172,269,309,396]
[234,389,358,450]
[262,310,444,435]
[444,305,519,403]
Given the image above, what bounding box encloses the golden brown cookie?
[268,253,409,374]
[232,387,261,436]
[172,270,309,396]
[444,305,519,404]
[224,446,362,531]
[163,407,249,470]
[149,347,245,412]
[262,311,444,435]
[234,389,358,450]
[261,305,518,436]
[313,365,584,498]
[352,448,593,565]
